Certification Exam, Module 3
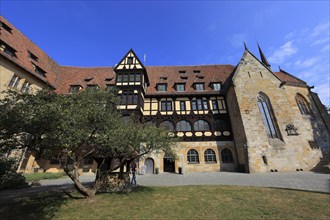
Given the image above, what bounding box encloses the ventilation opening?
[262,156,268,165]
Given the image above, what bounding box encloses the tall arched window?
[194,120,210,131]
[159,120,174,131]
[204,149,216,163]
[257,93,281,139]
[296,94,311,115]
[176,120,192,132]
[221,149,234,163]
[187,149,199,163]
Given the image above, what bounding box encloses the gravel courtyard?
[40,171,330,193]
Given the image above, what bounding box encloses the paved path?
[0,172,328,203]
[39,171,330,193]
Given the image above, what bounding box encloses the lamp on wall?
[285,124,298,136]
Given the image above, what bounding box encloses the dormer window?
[105,77,114,81]
[157,84,167,92]
[28,51,39,62]
[193,70,201,73]
[84,77,93,82]
[160,76,168,80]
[179,70,186,74]
[180,75,188,79]
[69,85,81,93]
[194,83,204,91]
[0,40,17,57]
[175,83,185,92]
[0,21,12,33]
[127,57,133,65]
[196,75,204,79]
[32,63,46,77]
[86,85,98,93]
[211,83,221,91]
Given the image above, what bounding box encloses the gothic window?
[221,149,234,163]
[187,149,199,163]
[204,149,216,163]
[194,120,210,131]
[295,94,311,115]
[159,121,174,131]
[257,93,281,139]
[176,120,191,132]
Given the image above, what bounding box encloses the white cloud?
[294,58,317,68]
[310,37,330,46]
[311,22,330,37]
[268,41,298,64]
[320,44,330,53]
[284,31,295,40]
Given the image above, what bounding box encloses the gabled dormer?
[114,49,145,71]
[114,49,149,86]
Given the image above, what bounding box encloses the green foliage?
[24,172,65,182]
[0,157,27,190]
[0,89,176,196]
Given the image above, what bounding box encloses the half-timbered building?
[1,16,329,174]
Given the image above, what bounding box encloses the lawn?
[1,185,329,219]
[24,172,66,182]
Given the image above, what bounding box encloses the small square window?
[28,51,39,62]
[69,85,81,93]
[127,57,133,64]
[157,84,167,92]
[195,83,204,91]
[161,101,172,111]
[175,84,185,92]
[212,83,221,91]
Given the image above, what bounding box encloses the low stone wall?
[98,172,131,193]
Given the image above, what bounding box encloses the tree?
[0,89,175,198]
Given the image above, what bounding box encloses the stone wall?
[230,50,328,173]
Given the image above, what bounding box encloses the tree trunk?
[63,165,97,198]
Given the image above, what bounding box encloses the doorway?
[163,154,175,172]
[145,158,154,174]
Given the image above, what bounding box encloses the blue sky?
[1,1,329,106]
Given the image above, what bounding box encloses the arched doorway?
[163,154,175,172]
[145,158,154,174]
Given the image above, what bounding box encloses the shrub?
[0,157,28,190]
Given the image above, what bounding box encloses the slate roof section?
[0,16,60,88]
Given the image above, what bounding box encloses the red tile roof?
[56,66,115,94]
[0,15,309,94]
[145,65,234,95]
[0,16,59,88]
[274,69,307,87]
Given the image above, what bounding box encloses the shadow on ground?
[0,184,154,219]
[0,190,77,219]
